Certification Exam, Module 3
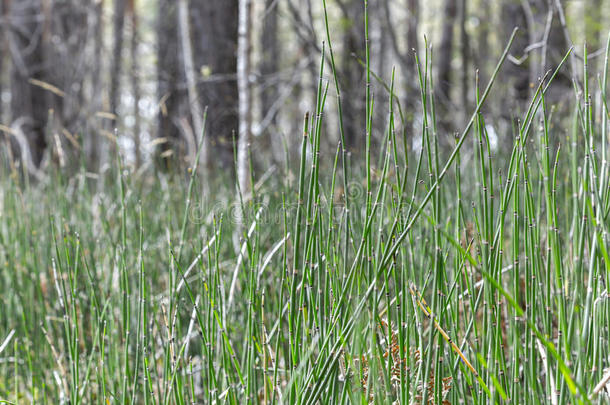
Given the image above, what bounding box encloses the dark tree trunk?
[8,0,96,170]
[437,0,457,107]
[86,0,104,170]
[129,0,141,169]
[0,0,9,165]
[8,0,49,166]
[499,0,530,151]
[459,0,470,125]
[110,0,126,127]
[501,0,530,107]
[260,0,279,130]
[371,0,388,139]
[340,1,366,151]
[405,0,419,134]
[190,0,239,170]
[259,0,282,166]
[157,0,186,165]
[48,0,90,140]
[476,0,490,87]
[0,0,7,124]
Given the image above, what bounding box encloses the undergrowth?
[1,8,610,405]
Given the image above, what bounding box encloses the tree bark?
[476,0,490,87]
[0,0,7,124]
[157,0,185,166]
[260,0,279,130]
[8,0,49,167]
[190,0,238,170]
[85,0,104,171]
[498,0,530,151]
[49,0,90,154]
[340,0,366,150]
[459,0,470,125]
[501,0,531,112]
[237,0,252,194]
[371,0,388,137]
[405,0,419,133]
[178,0,206,167]
[129,0,141,169]
[110,0,126,127]
[437,0,457,107]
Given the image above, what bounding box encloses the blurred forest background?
[0,0,608,179]
[2,2,610,403]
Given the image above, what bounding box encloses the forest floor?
[1,36,610,405]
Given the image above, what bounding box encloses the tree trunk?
[157,0,185,166]
[371,0,388,138]
[86,0,104,170]
[340,1,366,151]
[190,0,239,170]
[8,0,49,167]
[0,0,7,124]
[237,0,253,194]
[500,0,530,113]
[459,0,470,125]
[0,0,10,166]
[48,0,90,161]
[437,0,457,107]
[129,0,141,169]
[476,0,490,87]
[499,0,530,151]
[110,0,126,128]
[405,0,419,134]
[260,0,279,131]
[178,0,206,167]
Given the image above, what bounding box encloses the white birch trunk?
[237,0,252,196]
[177,0,207,167]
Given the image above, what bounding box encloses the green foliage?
[0,19,609,405]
